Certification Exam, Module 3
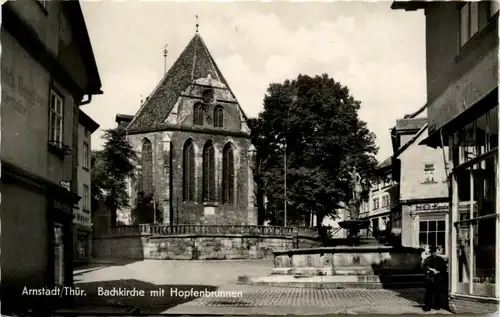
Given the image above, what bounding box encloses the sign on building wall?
[415,203,448,212]
[414,201,476,212]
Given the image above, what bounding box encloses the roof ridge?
[126,35,199,130]
[126,72,169,130]
[202,37,249,121]
[394,123,428,158]
[191,34,198,81]
[126,32,249,131]
[197,34,221,82]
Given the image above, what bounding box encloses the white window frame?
[83,142,89,169]
[460,2,480,47]
[418,219,446,253]
[459,1,498,48]
[49,90,64,146]
[83,184,90,211]
[423,163,436,183]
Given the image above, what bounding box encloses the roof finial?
[163,44,168,75]
[196,14,199,33]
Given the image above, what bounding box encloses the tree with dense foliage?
[91,127,137,227]
[251,74,379,227]
[131,191,163,224]
[248,118,267,225]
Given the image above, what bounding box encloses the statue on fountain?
[338,166,371,245]
[348,167,363,220]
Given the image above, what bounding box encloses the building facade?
[118,31,256,226]
[360,158,396,237]
[391,118,450,254]
[0,0,102,312]
[392,1,499,312]
[74,110,99,264]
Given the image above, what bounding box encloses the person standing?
[421,245,447,311]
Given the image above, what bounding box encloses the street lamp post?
[284,134,287,227]
[284,95,296,227]
[249,146,258,223]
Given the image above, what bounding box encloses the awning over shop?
[420,87,498,148]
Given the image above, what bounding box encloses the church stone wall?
[127,130,256,225]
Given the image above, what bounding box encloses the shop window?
[419,220,446,253]
[453,150,497,297]
[455,106,498,166]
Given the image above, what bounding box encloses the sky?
[80,0,427,161]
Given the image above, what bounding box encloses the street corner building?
[116,30,257,226]
[74,110,99,265]
[392,0,499,314]
[0,0,102,313]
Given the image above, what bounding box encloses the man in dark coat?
[422,245,447,311]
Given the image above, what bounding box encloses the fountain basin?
[273,245,424,276]
[237,245,426,289]
[338,220,370,230]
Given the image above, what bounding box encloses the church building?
[117,29,257,226]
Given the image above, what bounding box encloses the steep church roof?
[127,32,241,132]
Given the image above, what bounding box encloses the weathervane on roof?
[163,44,168,75]
[196,14,199,33]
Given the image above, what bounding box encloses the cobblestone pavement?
[62,259,452,315]
[164,284,452,315]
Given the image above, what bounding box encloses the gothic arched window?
[202,141,216,202]
[183,139,195,201]
[193,103,204,126]
[214,105,224,128]
[141,138,154,196]
[222,143,235,204]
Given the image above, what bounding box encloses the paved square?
[165,284,451,315]
[68,259,451,315]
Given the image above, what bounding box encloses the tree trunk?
[256,188,266,225]
[110,205,117,228]
[316,213,325,229]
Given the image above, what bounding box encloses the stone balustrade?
[98,224,319,238]
[93,224,321,260]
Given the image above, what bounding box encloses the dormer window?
[193,103,204,126]
[214,105,224,128]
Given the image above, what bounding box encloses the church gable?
[127,32,248,134]
[164,75,248,133]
